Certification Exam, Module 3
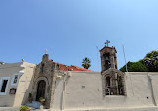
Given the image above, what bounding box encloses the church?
[0,42,158,111]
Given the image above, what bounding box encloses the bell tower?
[100,40,117,72]
[100,41,126,96]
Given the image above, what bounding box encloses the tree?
[82,57,91,69]
[140,51,158,72]
[120,61,148,72]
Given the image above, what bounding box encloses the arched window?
[103,72,125,96]
[106,76,110,87]
[105,76,111,95]
[103,53,111,70]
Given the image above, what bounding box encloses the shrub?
[39,97,45,101]
[120,62,148,72]
[20,105,30,111]
[140,51,158,72]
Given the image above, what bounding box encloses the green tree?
[82,57,91,69]
[140,51,158,72]
[120,61,148,72]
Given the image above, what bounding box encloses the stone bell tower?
[100,40,118,72]
[100,41,125,96]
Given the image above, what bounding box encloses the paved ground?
[0,107,158,111]
[65,107,158,111]
[0,107,42,111]
[0,107,19,111]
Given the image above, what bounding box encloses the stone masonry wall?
[31,54,59,108]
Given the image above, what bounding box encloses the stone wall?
[100,46,117,72]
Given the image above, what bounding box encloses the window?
[1,80,8,92]
[11,74,19,86]
[0,77,10,95]
[105,76,111,95]
[106,76,111,87]
[104,53,111,70]
[13,75,18,84]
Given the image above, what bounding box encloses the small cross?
[45,49,48,54]
[105,40,110,47]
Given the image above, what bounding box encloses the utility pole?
[96,46,100,72]
[123,45,128,72]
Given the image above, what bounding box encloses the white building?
[0,43,158,111]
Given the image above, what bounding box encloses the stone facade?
[100,44,125,96]
[31,54,59,109]
[100,45,117,71]
[102,68,126,96]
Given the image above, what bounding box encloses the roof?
[59,64,92,72]
[0,62,4,65]
[99,46,117,53]
[43,54,92,72]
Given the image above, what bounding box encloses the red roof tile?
[59,64,92,72]
[44,54,92,72]
[99,46,117,53]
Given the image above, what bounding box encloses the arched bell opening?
[105,76,111,95]
[102,69,126,96]
[117,75,124,95]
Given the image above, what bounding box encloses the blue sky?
[0,0,158,71]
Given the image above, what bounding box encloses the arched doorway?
[36,80,46,101]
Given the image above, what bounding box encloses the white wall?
[0,62,35,107]
[53,71,158,110]
[13,62,36,106]
[0,62,23,107]
[148,73,158,106]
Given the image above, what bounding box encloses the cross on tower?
[105,40,110,47]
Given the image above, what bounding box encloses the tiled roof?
[59,64,92,72]
[99,46,117,53]
[0,62,4,65]
[44,54,92,72]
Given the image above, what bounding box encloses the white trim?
[20,64,26,68]
[11,73,20,86]
[19,70,24,74]
[0,77,10,95]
